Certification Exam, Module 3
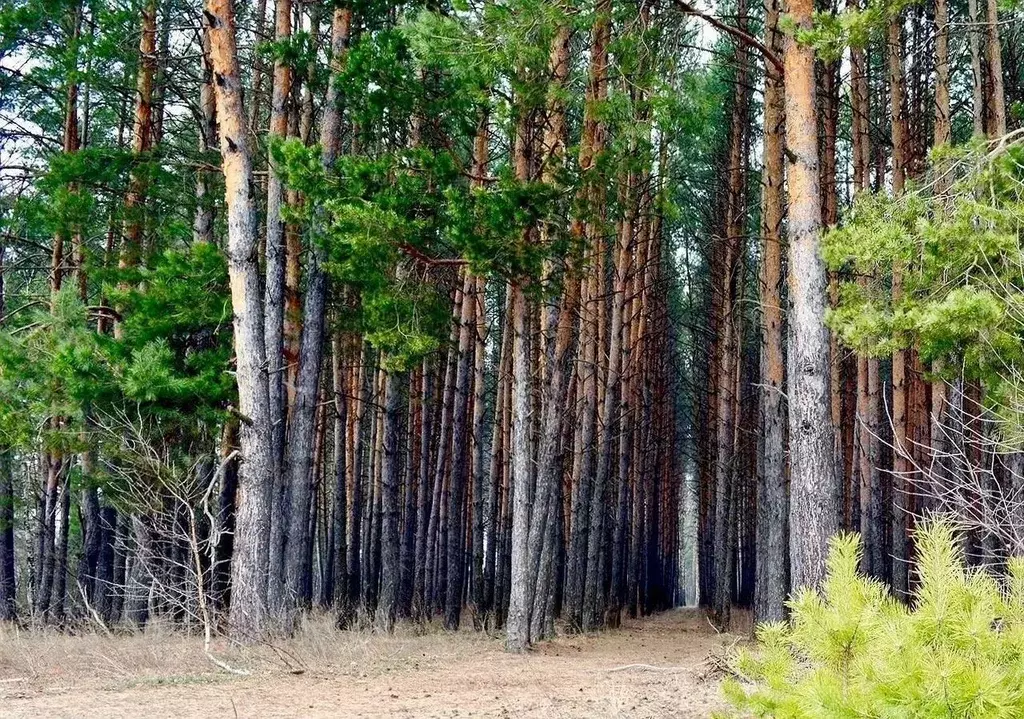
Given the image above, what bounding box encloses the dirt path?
[0,609,738,718]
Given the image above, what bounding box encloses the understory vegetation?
[725,523,1024,718]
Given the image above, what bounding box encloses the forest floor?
[0,607,743,718]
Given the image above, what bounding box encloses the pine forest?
[1,0,1024,715]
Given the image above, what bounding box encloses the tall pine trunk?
[281,4,350,620]
[264,0,293,610]
[206,0,275,638]
[443,273,477,630]
[754,0,787,624]
[713,10,749,627]
[564,0,610,630]
[0,244,13,621]
[888,10,911,595]
[783,0,840,590]
[984,0,1006,136]
[376,369,403,631]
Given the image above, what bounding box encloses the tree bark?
[444,272,477,630]
[484,300,512,618]
[507,22,573,646]
[754,0,787,625]
[399,363,420,616]
[375,369,403,631]
[263,0,293,608]
[783,0,840,591]
[93,506,117,622]
[426,315,460,614]
[194,23,218,245]
[330,333,349,610]
[413,356,435,617]
[933,0,950,150]
[564,0,611,631]
[888,10,911,596]
[0,448,14,622]
[0,242,14,621]
[967,0,985,137]
[470,275,488,620]
[212,420,239,613]
[120,0,157,273]
[984,0,1006,136]
[505,107,537,649]
[346,341,367,613]
[281,4,350,620]
[51,474,71,622]
[713,9,749,627]
[505,282,532,652]
[583,214,629,631]
[247,0,269,132]
[206,0,275,638]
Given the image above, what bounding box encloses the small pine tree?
[723,522,1024,718]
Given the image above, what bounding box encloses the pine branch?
[669,0,785,76]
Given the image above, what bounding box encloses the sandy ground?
[0,608,741,718]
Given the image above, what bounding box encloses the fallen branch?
[204,644,250,677]
[603,663,686,673]
[76,579,113,637]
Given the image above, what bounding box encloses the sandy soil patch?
[0,608,741,718]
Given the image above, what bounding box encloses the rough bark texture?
[264,0,293,611]
[120,0,157,273]
[888,11,910,595]
[206,0,275,638]
[0,449,13,622]
[329,334,349,609]
[584,200,628,630]
[713,9,749,627]
[444,273,476,630]
[754,0,787,625]
[505,282,532,652]
[483,305,512,619]
[848,15,882,578]
[783,0,840,591]
[984,0,1006,136]
[564,0,611,631]
[376,370,403,631]
[193,24,218,245]
[470,275,488,619]
[0,240,13,622]
[967,0,985,136]
[76,465,102,607]
[933,0,950,150]
[281,5,349,620]
[413,357,434,618]
[506,22,573,647]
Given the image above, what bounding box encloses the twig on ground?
[76,580,113,637]
[204,645,250,676]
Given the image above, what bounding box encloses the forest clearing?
[0,609,732,718]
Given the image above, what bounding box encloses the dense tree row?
[0,0,692,646]
[693,0,1024,628]
[0,0,1021,648]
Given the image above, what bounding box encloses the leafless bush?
[91,407,242,670]
[889,379,1024,562]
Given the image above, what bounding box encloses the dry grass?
[0,613,499,684]
[0,621,216,686]
[0,609,735,718]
